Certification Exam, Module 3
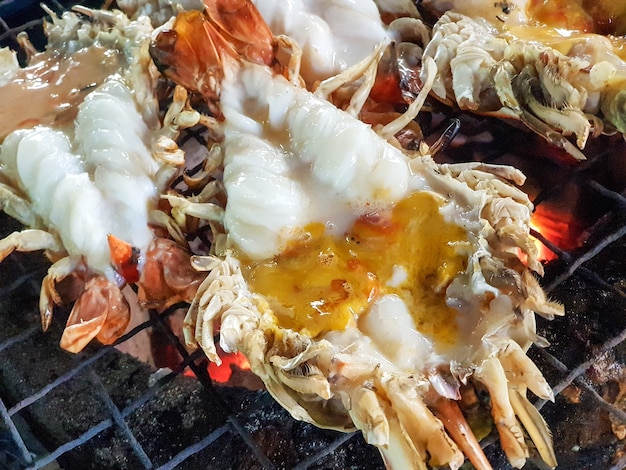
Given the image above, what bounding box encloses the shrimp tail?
[60,276,131,353]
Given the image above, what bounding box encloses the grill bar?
[576,378,626,424]
[28,418,114,470]
[291,432,355,470]
[541,325,626,405]
[155,424,232,470]
[0,397,33,465]
[8,348,109,416]
[228,417,276,470]
[586,181,626,207]
[0,325,38,353]
[89,369,154,469]
[546,223,626,292]
[535,346,626,423]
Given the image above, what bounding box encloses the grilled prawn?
[151,2,564,469]
[0,7,203,353]
[419,0,626,160]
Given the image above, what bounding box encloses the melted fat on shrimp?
[0,8,158,139]
[0,47,123,140]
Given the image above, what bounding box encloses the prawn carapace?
[150,3,277,104]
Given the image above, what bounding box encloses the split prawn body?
[220,62,411,259]
[153,3,563,469]
[419,1,626,160]
[1,77,160,276]
[0,8,202,352]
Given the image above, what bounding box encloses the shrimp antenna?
[430,118,461,156]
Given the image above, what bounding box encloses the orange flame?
[183,348,251,382]
[530,222,558,263]
[207,347,251,383]
[530,205,584,262]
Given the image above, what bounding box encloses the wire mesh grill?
[0,243,386,470]
[1,2,626,469]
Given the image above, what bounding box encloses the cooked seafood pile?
[3,0,626,468]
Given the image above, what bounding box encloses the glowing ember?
[207,345,251,383]
[530,205,584,262]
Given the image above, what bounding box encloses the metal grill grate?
[1,2,626,469]
[0,244,387,470]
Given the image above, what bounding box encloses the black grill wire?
[0,1,626,469]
